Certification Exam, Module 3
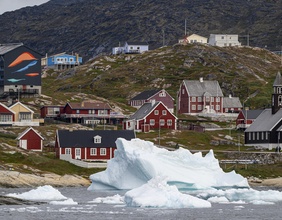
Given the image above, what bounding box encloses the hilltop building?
[208,34,241,47]
[41,52,82,71]
[179,34,208,44]
[112,42,149,55]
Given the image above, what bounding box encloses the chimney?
[199,77,203,83]
[229,94,232,98]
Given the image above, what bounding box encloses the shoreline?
[0,170,90,188]
[248,177,282,188]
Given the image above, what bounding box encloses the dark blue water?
[0,187,281,220]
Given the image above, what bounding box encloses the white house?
[208,34,241,47]
[112,42,149,55]
[179,34,208,44]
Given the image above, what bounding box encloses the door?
[20,140,27,150]
[75,148,81,159]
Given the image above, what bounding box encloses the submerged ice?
[88,138,249,191]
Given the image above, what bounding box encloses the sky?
[0,0,49,15]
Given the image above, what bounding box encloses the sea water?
[0,187,281,220]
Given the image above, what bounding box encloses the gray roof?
[0,43,23,55]
[57,130,136,148]
[129,101,159,120]
[130,89,161,101]
[183,80,223,97]
[273,72,282,86]
[126,41,148,46]
[245,108,282,132]
[242,109,264,120]
[223,97,242,108]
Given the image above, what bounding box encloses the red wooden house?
[61,101,112,124]
[55,130,136,161]
[0,102,15,126]
[40,105,64,118]
[129,89,175,113]
[177,78,224,114]
[223,95,243,113]
[236,109,264,130]
[124,101,177,132]
[16,127,44,151]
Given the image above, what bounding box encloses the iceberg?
[88,138,249,190]
[6,185,67,201]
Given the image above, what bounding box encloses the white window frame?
[65,148,71,155]
[198,97,202,102]
[198,105,202,111]
[253,132,255,140]
[100,148,106,156]
[249,133,251,140]
[216,97,220,102]
[191,97,196,102]
[261,132,264,140]
[216,105,220,110]
[162,110,167,115]
[160,119,165,126]
[192,105,196,110]
[154,110,159,115]
[90,148,97,156]
[150,119,155,126]
[94,135,101,143]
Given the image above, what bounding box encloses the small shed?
[16,127,44,151]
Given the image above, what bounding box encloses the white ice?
[87,138,282,208]
[6,185,67,201]
[88,138,248,191]
[89,194,124,204]
[49,198,78,205]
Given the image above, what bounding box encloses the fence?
[60,154,108,168]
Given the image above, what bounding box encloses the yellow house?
[179,34,208,44]
[9,102,42,126]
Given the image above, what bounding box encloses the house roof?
[273,72,282,86]
[241,109,264,120]
[16,127,44,140]
[126,42,148,46]
[223,96,242,108]
[66,102,111,110]
[245,109,282,132]
[183,79,224,97]
[129,101,177,120]
[130,89,161,101]
[0,102,15,114]
[9,102,34,113]
[187,34,208,39]
[56,130,136,148]
[0,43,23,55]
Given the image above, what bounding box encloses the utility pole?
[162,28,165,46]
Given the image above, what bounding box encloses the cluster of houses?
[1,40,280,167]
[111,33,242,55]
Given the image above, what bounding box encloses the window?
[70,58,74,62]
[94,135,101,143]
[198,97,202,102]
[257,132,259,140]
[167,119,172,126]
[206,97,210,102]
[198,105,202,111]
[221,36,224,39]
[154,110,159,115]
[216,97,220,102]
[225,108,228,113]
[216,105,220,110]
[162,110,167,115]
[150,119,155,126]
[137,47,140,49]
[0,115,12,122]
[160,119,165,126]
[98,110,107,115]
[262,132,264,140]
[182,89,185,94]
[266,132,268,140]
[159,91,166,97]
[253,132,255,140]
[192,105,196,110]
[75,148,81,158]
[279,95,282,106]
[192,97,196,102]
[76,110,80,114]
[19,112,31,121]
[65,148,71,154]
[100,148,106,156]
[90,148,97,156]
[249,133,251,140]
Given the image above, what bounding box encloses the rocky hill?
[40,44,281,111]
[0,0,281,60]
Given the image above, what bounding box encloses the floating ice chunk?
[124,176,211,208]
[6,185,67,201]
[89,194,124,204]
[50,198,78,205]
